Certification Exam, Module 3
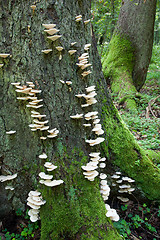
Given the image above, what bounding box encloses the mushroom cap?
[56,46,63,51]
[68,50,77,55]
[100,180,108,185]
[6,130,16,135]
[41,49,52,54]
[85,137,105,146]
[66,81,72,85]
[29,190,41,197]
[84,19,90,24]
[99,173,107,179]
[28,209,39,217]
[5,186,14,190]
[106,209,120,222]
[99,157,106,162]
[99,163,106,168]
[33,119,48,125]
[27,202,40,209]
[117,196,129,202]
[40,137,47,140]
[111,174,120,179]
[83,124,91,127]
[93,119,100,124]
[89,152,100,157]
[81,165,98,171]
[47,35,62,41]
[42,24,56,29]
[0,53,10,58]
[39,153,47,159]
[44,28,60,35]
[0,64,4,68]
[81,104,90,108]
[43,179,64,187]
[85,86,95,92]
[30,215,39,222]
[40,126,50,131]
[0,173,17,182]
[70,113,83,119]
[119,184,131,189]
[11,82,20,86]
[39,172,53,180]
[71,42,77,46]
[116,180,123,183]
[27,196,46,206]
[122,177,135,182]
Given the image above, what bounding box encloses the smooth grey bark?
[117,0,156,90]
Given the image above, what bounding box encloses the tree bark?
[0,0,160,239]
[102,0,156,110]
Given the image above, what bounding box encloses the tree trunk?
[0,0,160,239]
[102,0,156,110]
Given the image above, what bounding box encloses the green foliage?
[91,0,121,51]
[2,209,40,240]
[114,203,160,239]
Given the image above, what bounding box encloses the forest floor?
[112,45,160,240]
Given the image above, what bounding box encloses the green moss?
[102,100,160,201]
[40,148,122,240]
[102,33,138,111]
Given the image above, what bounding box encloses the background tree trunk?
[0,0,160,239]
[102,0,156,110]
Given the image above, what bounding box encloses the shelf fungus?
[39,172,53,180]
[85,85,95,92]
[42,24,56,29]
[70,113,83,119]
[68,50,77,55]
[5,186,14,191]
[81,162,99,181]
[71,42,77,46]
[39,153,47,159]
[27,191,46,222]
[26,104,43,109]
[47,128,59,138]
[117,196,129,203]
[0,173,17,182]
[44,162,57,171]
[100,181,110,200]
[84,44,91,51]
[47,35,62,41]
[84,19,90,24]
[40,179,64,187]
[75,15,82,22]
[44,28,60,35]
[85,137,105,146]
[41,49,52,54]
[105,205,120,222]
[66,81,72,85]
[122,177,135,183]
[75,93,85,98]
[99,173,107,180]
[60,80,65,84]
[0,53,10,58]
[6,130,16,135]
[40,136,47,140]
[83,123,91,127]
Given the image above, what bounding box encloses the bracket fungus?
[84,19,90,24]
[44,162,57,171]
[39,172,53,180]
[44,28,60,35]
[70,113,83,119]
[42,24,56,29]
[75,15,82,22]
[0,53,10,58]
[68,50,77,55]
[6,130,16,135]
[85,137,105,146]
[27,191,46,222]
[0,173,17,182]
[105,205,120,222]
[39,153,47,159]
[41,49,52,54]
[47,35,62,41]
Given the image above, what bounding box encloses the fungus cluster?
[27,190,46,222]
[105,204,120,222]
[76,52,92,78]
[111,172,135,203]
[75,15,82,22]
[11,82,59,140]
[43,23,62,42]
[39,153,63,187]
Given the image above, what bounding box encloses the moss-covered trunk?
[102,0,156,110]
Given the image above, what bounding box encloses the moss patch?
[102,33,138,111]
[40,148,122,240]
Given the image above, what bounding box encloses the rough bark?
[0,0,160,239]
[102,0,156,110]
